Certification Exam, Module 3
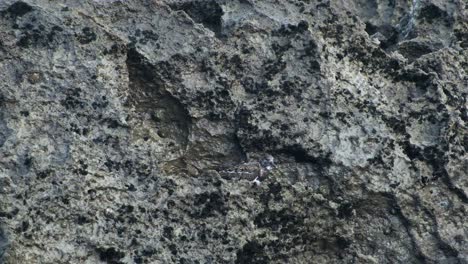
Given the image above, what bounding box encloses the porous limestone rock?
[0,0,466,263]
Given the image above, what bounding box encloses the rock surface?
[0,0,467,263]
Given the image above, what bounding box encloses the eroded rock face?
[0,0,466,263]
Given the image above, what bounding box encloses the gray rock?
[0,0,466,263]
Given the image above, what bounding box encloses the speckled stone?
[0,0,467,263]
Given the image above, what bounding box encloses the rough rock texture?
[0,0,467,263]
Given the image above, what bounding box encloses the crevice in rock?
[361,1,452,61]
[401,139,468,204]
[439,161,468,204]
[397,41,441,61]
[417,198,462,260]
[441,176,468,204]
[126,48,191,158]
[232,131,248,164]
[276,144,340,195]
[277,144,331,170]
[382,193,428,263]
[169,0,224,38]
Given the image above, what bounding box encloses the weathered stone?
[0,0,466,263]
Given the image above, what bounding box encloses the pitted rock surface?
[0,0,467,263]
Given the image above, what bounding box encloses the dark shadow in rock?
[364,22,378,36]
[96,247,125,264]
[397,40,442,61]
[418,4,452,25]
[76,27,97,45]
[0,226,8,261]
[365,22,399,50]
[454,29,468,48]
[235,240,269,264]
[126,48,191,158]
[354,193,428,263]
[169,0,224,38]
[191,191,228,218]
[278,144,332,178]
[2,1,33,18]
